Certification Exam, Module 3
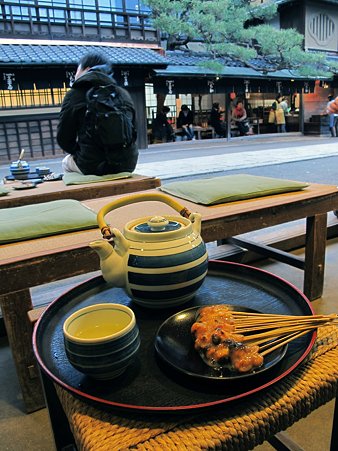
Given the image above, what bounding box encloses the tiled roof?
[165,50,292,73]
[0,43,169,67]
[162,50,313,80]
[165,50,244,68]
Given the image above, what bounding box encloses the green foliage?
[143,0,336,77]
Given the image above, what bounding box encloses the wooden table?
[0,174,161,208]
[38,325,338,451]
[1,182,338,413]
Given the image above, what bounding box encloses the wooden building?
[0,0,337,162]
[0,40,168,161]
[0,0,167,162]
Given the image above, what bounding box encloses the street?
[1,133,338,185]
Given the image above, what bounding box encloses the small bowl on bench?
[36,167,51,177]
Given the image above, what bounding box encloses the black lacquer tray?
[33,260,316,413]
[5,172,43,181]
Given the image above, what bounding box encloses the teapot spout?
[190,212,202,235]
[89,237,127,287]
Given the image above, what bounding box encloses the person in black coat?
[177,104,194,140]
[57,52,138,176]
[152,106,175,142]
[209,102,226,137]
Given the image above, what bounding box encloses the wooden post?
[0,290,45,412]
[303,213,327,300]
[130,88,148,150]
[225,93,231,141]
[299,91,305,135]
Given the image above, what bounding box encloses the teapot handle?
[97,192,193,240]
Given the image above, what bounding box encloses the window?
[4,5,36,21]
[69,0,95,9]
[0,86,67,109]
[69,9,82,24]
[99,12,112,26]
[125,0,149,14]
[98,0,123,11]
[1,0,155,37]
[39,7,66,23]
[144,84,190,127]
[83,11,97,25]
[39,1,67,5]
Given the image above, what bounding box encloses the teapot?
[10,149,30,180]
[90,192,208,308]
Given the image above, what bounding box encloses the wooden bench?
[148,126,216,142]
[193,126,216,140]
[1,183,338,413]
[0,174,161,209]
[173,126,216,140]
[304,114,331,136]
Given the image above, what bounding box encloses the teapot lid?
[124,215,193,242]
[135,216,181,233]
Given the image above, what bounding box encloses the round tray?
[5,172,43,181]
[33,260,316,413]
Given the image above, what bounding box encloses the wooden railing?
[0,112,63,162]
[0,1,159,43]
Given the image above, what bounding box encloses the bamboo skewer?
[231,312,338,319]
[247,331,293,348]
[259,330,310,356]
[228,312,338,340]
[241,323,319,343]
[235,317,337,333]
[229,312,335,358]
[258,332,299,351]
[232,311,333,359]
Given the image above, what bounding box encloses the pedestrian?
[326,94,338,216]
[270,94,286,133]
[152,106,176,143]
[209,102,226,137]
[326,95,338,137]
[280,97,290,115]
[177,104,195,140]
[57,52,138,176]
[231,100,254,136]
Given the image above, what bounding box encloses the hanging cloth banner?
[1,72,19,90]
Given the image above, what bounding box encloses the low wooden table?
[1,182,338,413]
[33,262,338,451]
[0,174,161,208]
[40,326,338,451]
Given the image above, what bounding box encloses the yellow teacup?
[63,303,140,380]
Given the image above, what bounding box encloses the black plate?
[33,261,316,413]
[155,305,288,381]
[12,182,36,190]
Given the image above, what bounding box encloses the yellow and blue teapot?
[90,192,208,308]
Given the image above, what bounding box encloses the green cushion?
[0,199,98,244]
[63,172,132,186]
[0,185,9,196]
[160,174,309,205]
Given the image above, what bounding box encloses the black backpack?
[85,84,137,150]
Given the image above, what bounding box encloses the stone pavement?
[136,140,338,179]
[1,134,338,181]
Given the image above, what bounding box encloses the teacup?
[63,303,140,380]
[36,167,50,176]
